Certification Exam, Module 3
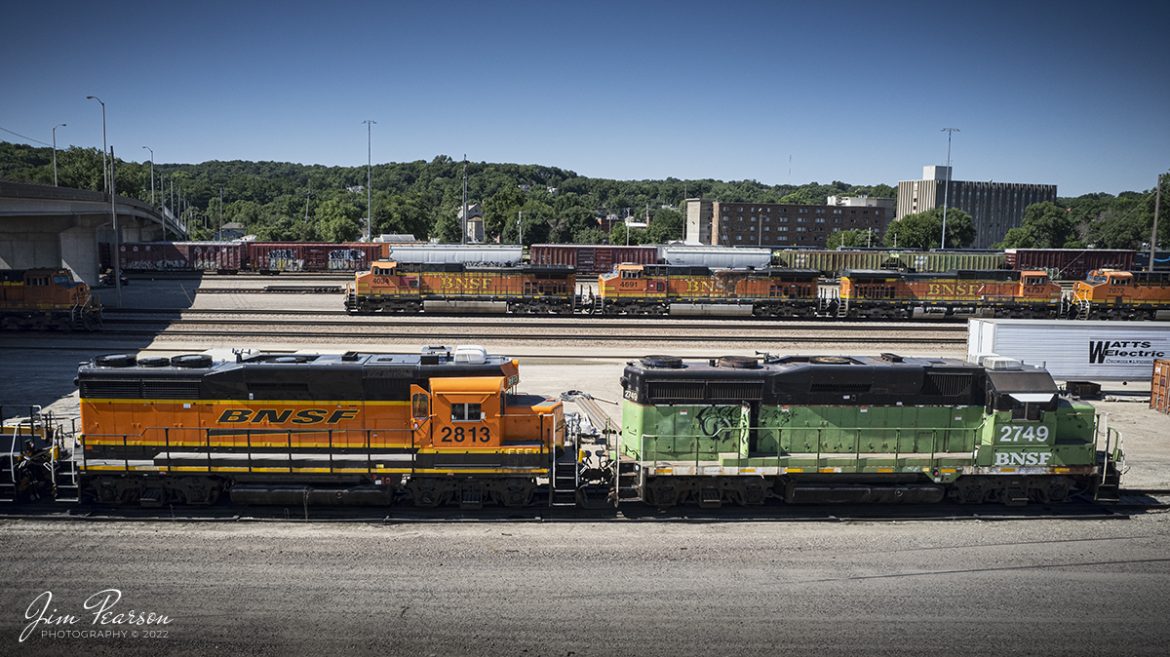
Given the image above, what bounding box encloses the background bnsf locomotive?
[36,347,1123,509]
[75,346,564,507]
[592,264,821,317]
[346,261,575,314]
[618,353,1122,506]
[835,269,1063,319]
[0,268,102,330]
[1071,269,1170,319]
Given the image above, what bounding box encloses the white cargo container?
[386,244,522,265]
[661,245,771,269]
[967,318,1170,381]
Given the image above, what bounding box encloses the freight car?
[0,268,102,330]
[1005,248,1135,280]
[247,242,382,273]
[345,260,576,314]
[72,345,565,507]
[835,269,1063,319]
[592,263,823,317]
[1070,269,1170,320]
[529,244,659,274]
[775,249,1006,277]
[119,241,245,273]
[616,353,1123,506]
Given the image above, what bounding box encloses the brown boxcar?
[119,242,245,273]
[248,242,381,273]
[1070,269,1170,319]
[594,263,822,317]
[0,268,102,330]
[346,261,576,313]
[837,269,1062,319]
[1152,359,1170,415]
[1005,248,1135,280]
[529,244,659,274]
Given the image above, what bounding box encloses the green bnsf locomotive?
[618,353,1123,507]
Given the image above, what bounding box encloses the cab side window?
[451,403,482,422]
[411,393,429,420]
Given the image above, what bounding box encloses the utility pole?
[940,128,960,250]
[218,186,224,239]
[362,120,376,241]
[1153,173,1164,272]
[518,210,523,246]
[461,155,469,245]
[141,146,154,205]
[51,124,66,186]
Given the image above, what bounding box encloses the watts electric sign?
[1088,339,1167,366]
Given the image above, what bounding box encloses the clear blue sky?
[2,0,1167,196]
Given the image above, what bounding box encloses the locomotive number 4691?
[998,425,1049,443]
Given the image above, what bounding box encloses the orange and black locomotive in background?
[835,269,1063,319]
[593,264,822,317]
[346,260,575,314]
[75,346,564,507]
[0,267,102,330]
[1071,269,1170,319]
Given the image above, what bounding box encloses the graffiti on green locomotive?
[619,354,1122,507]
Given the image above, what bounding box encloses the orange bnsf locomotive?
[0,268,102,330]
[836,269,1063,319]
[75,346,564,507]
[592,264,822,317]
[346,260,575,314]
[1070,269,1170,320]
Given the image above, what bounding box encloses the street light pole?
[1153,173,1164,272]
[141,146,154,205]
[85,96,107,194]
[940,127,959,250]
[363,120,376,241]
[109,146,122,307]
[51,124,66,186]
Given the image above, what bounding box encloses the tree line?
[1,141,893,244]
[4,141,1163,251]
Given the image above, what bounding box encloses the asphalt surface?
[2,514,1168,656]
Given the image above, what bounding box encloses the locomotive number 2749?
[439,426,491,443]
[998,425,1049,443]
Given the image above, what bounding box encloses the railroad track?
[1,491,1166,523]
[80,326,966,344]
[104,308,972,331]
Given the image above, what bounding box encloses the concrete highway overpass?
[0,180,186,285]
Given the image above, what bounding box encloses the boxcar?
[1006,248,1136,280]
[529,244,659,274]
[119,242,245,273]
[247,242,381,273]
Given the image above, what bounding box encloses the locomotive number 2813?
[439,426,491,443]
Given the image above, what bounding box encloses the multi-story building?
[896,166,1057,248]
[685,199,890,248]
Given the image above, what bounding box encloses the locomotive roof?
[77,349,519,401]
[623,354,1057,407]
